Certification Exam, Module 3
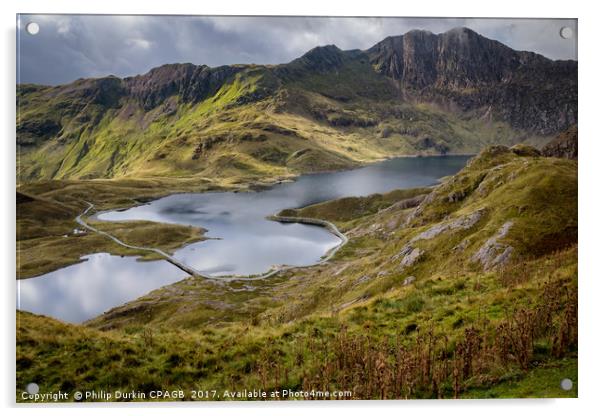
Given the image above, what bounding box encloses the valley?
[16,26,578,401]
[17,144,577,399]
[17,155,468,322]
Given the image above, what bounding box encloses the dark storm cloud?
[17,15,577,85]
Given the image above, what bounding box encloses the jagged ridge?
[16,27,577,182]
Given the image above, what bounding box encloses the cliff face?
[367,27,577,135]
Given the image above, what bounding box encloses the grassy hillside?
[17,146,577,400]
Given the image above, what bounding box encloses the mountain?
[16,28,577,182]
[367,28,577,135]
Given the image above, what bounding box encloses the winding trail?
[76,203,206,278]
[75,202,348,282]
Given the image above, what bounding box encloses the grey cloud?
[17,15,577,86]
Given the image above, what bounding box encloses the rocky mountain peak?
[287,44,348,72]
[367,27,524,88]
[17,26,577,145]
[366,27,577,134]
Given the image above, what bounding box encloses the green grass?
[462,356,577,398]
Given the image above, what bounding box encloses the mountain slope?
[17,28,577,183]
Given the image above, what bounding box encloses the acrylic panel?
[16,15,577,402]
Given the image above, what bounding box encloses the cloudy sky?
[17,15,577,85]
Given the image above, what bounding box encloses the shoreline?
[19,153,474,280]
[90,153,475,215]
[19,153,470,322]
[82,154,471,278]
[23,153,471,282]
[76,203,349,283]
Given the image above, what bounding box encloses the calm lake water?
[18,254,188,323]
[18,156,470,323]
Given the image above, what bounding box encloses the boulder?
[472,221,514,270]
[396,246,424,268]
[403,276,416,286]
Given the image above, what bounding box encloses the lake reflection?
[99,156,470,276]
[18,156,470,323]
[17,253,187,323]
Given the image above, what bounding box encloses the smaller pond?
[17,253,188,323]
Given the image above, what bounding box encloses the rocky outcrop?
[367,27,577,135]
[123,63,244,110]
[472,221,514,270]
[410,208,485,242]
[404,196,431,225]
[394,245,424,269]
[395,209,485,269]
[58,76,126,107]
[542,125,578,159]
[16,118,62,146]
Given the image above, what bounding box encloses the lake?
[17,155,471,323]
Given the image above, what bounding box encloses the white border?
[2,1,599,415]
